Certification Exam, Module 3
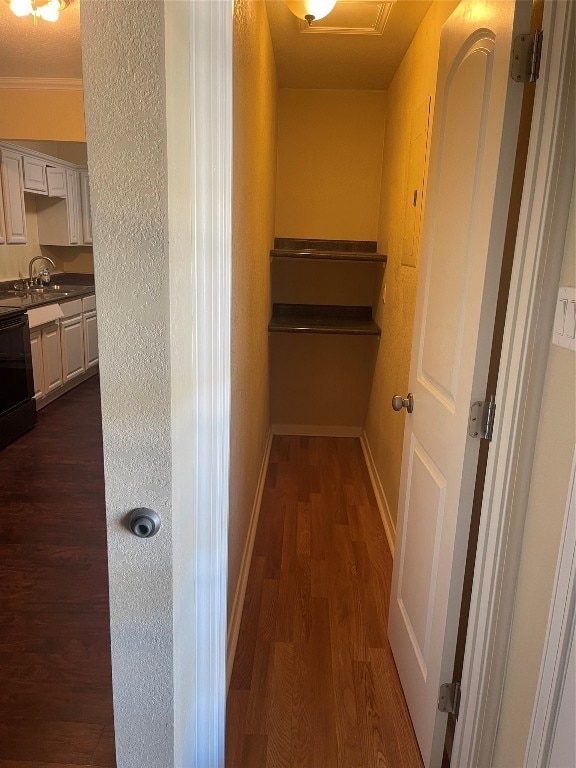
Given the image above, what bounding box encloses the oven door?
[0,313,35,415]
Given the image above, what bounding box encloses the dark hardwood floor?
[0,377,115,768]
[226,435,423,768]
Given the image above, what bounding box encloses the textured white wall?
[80,3,174,766]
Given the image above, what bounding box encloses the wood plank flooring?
[226,436,423,768]
[0,377,115,768]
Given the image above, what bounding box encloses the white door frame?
[524,454,576,767]
[453,2,575,765]
[165,1,232,765]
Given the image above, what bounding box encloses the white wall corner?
[227,429,273,691]
[360,431,396,557]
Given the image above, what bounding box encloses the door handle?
[392,393,414,413]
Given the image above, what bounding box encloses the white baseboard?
[360,431,396,558]
[271,423,362,438]
[226,428,273,692]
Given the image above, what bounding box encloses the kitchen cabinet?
[82,295,98,368]
[46,165,67,198]
[60,298,85,381]
[61,315,85,381]
[22,155,48,194]
[30,322,63,400]
[28,295,98,408]
[36,169,82,246]
[80,171,93,245]
[0,149,27,244]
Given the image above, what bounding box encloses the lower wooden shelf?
[269,304,381,336]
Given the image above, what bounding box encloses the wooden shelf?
[269,304,381,336]
[271,249,387,263]
[271,237,386,264]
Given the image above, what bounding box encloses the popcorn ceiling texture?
[80,3,173,767]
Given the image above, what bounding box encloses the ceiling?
[0,0,431,90]
[0,0,82,79]
[265,0,432,90]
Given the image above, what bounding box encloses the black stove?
[0,305,37,449]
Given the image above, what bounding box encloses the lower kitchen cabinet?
[61,314,85,381]
[30,322,63,400]
[29,294,99,408]
[83,309,99,369]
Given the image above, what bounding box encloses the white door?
[388,1,531,765]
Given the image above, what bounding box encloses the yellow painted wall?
[364,0,459,527]
[492,174,576,767]
[229,0,277,620]
[275,89,386,241]
[0,89,86,142]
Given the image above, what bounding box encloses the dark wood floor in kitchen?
[0,376,115,768]
[226,435,423,768]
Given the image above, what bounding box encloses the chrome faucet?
[28,256,56,287]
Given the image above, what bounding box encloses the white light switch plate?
[552,286,576,351]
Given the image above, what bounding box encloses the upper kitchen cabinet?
[0,148,27,244]
[22,154,49,194]
[36,167,92,246]
[80,171,92,245]
[0,143,92,248]
[22,156,68,198]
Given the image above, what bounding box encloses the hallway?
[0,377,115,767]
[226,436,422,767]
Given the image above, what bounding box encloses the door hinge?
[511,30,543,83]
[468,397,496,441]
[438,681,461,717]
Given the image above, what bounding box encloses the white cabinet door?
[60,315,85,381]
[41,322,63,393]
[23,155,48,194]
[66,169,81,245]
[29,328,45,400]
[83,310,99,368]
[46,165,67,198]
[0,149,27,244]
[80,170,93,245]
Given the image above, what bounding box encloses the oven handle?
[0,316,28,333]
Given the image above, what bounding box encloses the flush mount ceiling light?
[4,0,75,23]
[286,0,337,26]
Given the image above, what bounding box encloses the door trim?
[166,1,232,764]
[524,454,576,767]
[453,2,575,765]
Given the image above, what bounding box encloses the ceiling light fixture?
[5,0,74,24]
[286,0,337,26]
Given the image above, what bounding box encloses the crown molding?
[0,77,83,91]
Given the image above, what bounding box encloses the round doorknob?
[392,393,414,413]
[128,508,161,538]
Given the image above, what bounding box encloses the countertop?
[0,273,95,310]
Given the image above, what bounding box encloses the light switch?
[553,287,576,351]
